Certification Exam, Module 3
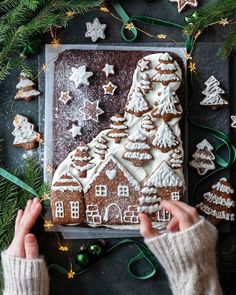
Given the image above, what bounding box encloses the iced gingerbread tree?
[152,53,180,86]
[141,115,155,133]
[200,76,228,110]
[152,85,181,121]
[189,139,215,175]
[15,71,40,101]
[196,178,235,225]
[71,141,95,178]
[123,130,153,167]
[125,87,151,117]
[12,114,41,150]
[169,148,183,169]
[94,136,108,160]
[152,120,179,153]
[107,114,128,144]
[139,73,153,94]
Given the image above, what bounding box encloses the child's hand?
[6,197,42,258]
[139,200,200,239]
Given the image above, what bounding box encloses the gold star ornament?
[189,61,196,73]
[157,34,167,39]
[44,220,54,229]
[219,18,229,27]
[125,22,135,31]
[169,0,198,13]
[67,269,75,279]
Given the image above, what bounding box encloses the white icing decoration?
[86,205,102,224]
[152,120,179,150]
[145,161,183,187]
[102,81,117,95]
[110,115,126,122]
[123,206,139,224]
[141,187,157,194]
[137,58,151,72]
[141,115,155,132]
[84,154,140,193]
[12,114,40,145]
[110,124,127,130]
[79,99,104,123]
[189,139,215,175]
[231,115,236,129]
[203,192,235,208]
[85,18,106,42]
[169,0,198,13]
[69,123,82,138]
[200,76,228,107]
[138,204,159,214]
[69,65,93,88]
[212,178,234,194]
[108,132,128,138]
[125,87,150,115]
[55,201,64,218]
[117,185,129,197]
[152,85,180,116]
[169,148,183,168]
[139,196,160,204]
[196,203,235,221]
[70,201,80,219]
[105,169,117,180]
[95,185,107,197]
[59,91,72,105]
[103,203,122,222]
[140,73,153,94]
[15,71,40,99]
[52,172,82,192]
[102,64,115,77]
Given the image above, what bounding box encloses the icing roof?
[52,172,83,192]
[84,154,140,193]
[145,161,183,188]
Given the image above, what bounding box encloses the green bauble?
[89,244,102,256]
[75,253,90,267]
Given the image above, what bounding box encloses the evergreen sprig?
[184,0,236,57]
[0,0,103,82]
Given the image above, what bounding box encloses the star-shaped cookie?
[169,0,198,13]
[69,65,93,88]
[80,99,104,122]
[138,58,151,72]
[69,123,82,138]
[102,64,115,77]
[102,81,117,95]
[85,18,107,42]
[58,91,72,105]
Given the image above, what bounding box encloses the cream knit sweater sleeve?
[1,251,49,295]
[145,217,223,295]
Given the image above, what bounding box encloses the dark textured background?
[1,0,236,294]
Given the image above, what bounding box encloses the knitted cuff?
[145,218,222,295]
[1,251,49,295]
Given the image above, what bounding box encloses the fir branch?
[220,26,236,57]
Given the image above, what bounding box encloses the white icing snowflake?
[69,65,93,88]
[58,91,72,105]
[85,18,107,42]
[231,115,236,129]
[102,64,115,77]
[69,123,82,138]
[102,81,117,95]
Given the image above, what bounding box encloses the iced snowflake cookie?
[196,177,235,225]
[85,18,106,42]
[12,114,42,150]
[69,65,93,88]
[15,71,40,101]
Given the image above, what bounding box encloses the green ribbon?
[49,239,157,280]
[0,167,38,197]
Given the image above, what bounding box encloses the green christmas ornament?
[75,252,90,267]
[89,244,102,256]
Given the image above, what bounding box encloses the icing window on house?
[70,201,80,218]
[171,191,180,201]
[95,185,107,197]
[55,201,64,218]
[118,185,129,197]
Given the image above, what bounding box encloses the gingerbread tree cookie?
[125,87,151,117]
[139,185,160,215]
[152,53,180,86]
[15,71,40,101]
[140,73,153,94]
[152,120,179,153]
[200,76,228,110]
[107,114,128,144]
[12,114,42,150]
[169,148,183,169]
[94,136,108,160]
[152,85,181,121]
[189,139,215,175]
[141,114,155,133]
[123,130,153,167]
[71,141,95,178]
[196,178,235,225]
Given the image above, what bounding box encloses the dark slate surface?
[1,0,236,294]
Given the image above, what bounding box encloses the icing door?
[103,203,123,223]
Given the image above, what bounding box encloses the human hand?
[6,197,42,258]
[139,200,200,239]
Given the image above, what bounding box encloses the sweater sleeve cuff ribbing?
[1,251,49,295]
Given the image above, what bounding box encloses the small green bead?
[75,253,90,267]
